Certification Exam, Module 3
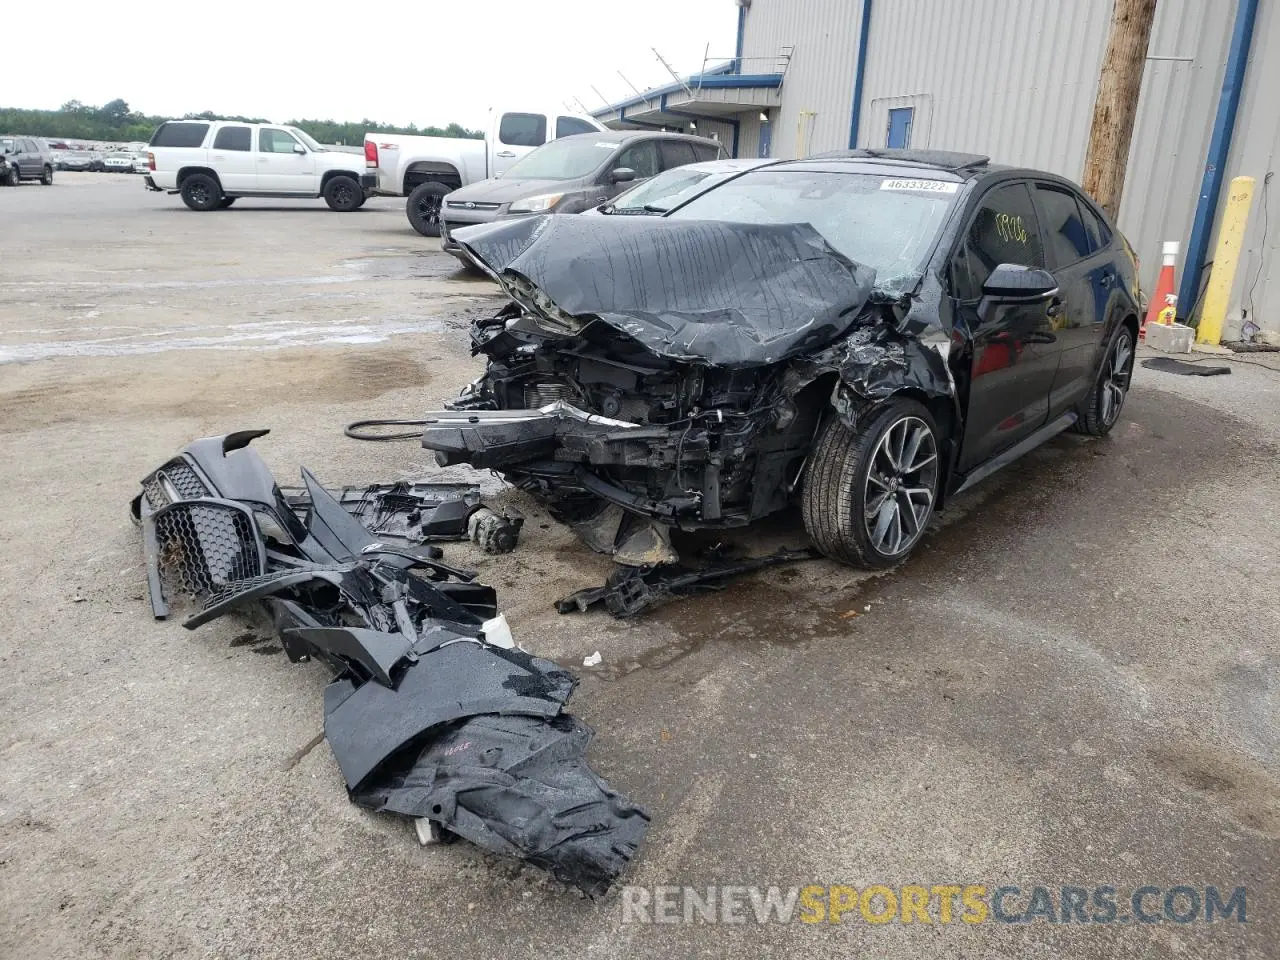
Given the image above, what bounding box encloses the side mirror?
[292,143,307,155]
[610,166,636,184]
[982,264,1058,301]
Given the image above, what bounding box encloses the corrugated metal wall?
[738,0,865,159]
[741,0,1280,333]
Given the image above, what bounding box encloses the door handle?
[1046,297,1065,318]
[1099,272,1116,288]
[496,150,516,158]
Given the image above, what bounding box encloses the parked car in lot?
[426,149,1141,569]
[0,136,54,185]
[132,153,150,174]
[584,157,772,215]
[439,131,725,263]
[103,151,135,173]
[57,148,93,171]
[145,120,370,211]
[363,109,606,237]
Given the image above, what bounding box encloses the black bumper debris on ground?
[131,430,647,895]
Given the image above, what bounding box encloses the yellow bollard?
[1197,176,1256,345]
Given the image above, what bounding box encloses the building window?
[886,107,913,149]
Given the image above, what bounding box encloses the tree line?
[0,99,484,145]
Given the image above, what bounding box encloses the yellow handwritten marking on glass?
[995,213,1028,245]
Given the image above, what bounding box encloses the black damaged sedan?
[422,149,1140,568]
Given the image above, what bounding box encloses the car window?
[499,113,547,148]
[150,122,210,148]
[659,140,697,171]
[692,142,721,162]
[1077,196,1112,253]
[1035,185,1091,268]
[259,128,301,154]
[502,137,619,180]
[213,126,252,151]
[614,141,660,179]
[612,167,713,212]
[555,116,596,138]
[671,170,960,298]
[953,182,1046,301]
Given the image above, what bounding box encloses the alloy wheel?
[1100,332,1132,426]
[190,183,209,206]
[863,416,939,557]
[416,193,440,225]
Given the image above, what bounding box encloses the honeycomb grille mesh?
[154,503,261,596]
[142,458,210,509]
[201,569,303,611]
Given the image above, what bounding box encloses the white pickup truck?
[362,109,605,236]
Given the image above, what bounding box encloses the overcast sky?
[12,1,738,127]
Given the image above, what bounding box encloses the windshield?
[669,170,959,296]
[610,167,713,212]
[288,127,325,152]
[502,137,617,181]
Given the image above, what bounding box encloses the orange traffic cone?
[1142,241,1178,341]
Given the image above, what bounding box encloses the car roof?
[561,129,722,148]
[676,157,773,174]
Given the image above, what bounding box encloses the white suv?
[145,120,369,211]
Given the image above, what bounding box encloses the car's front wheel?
[1075,322,1134,437]
[406,181,449,237]
[3,166,18,186]
[802,398,942,568]
[180,173,222,211]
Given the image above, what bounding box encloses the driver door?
[951,181,1063,470]
[255,127,315,193]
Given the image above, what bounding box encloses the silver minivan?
[439,130,723,261]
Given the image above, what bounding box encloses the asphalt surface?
[2,175,1277,959]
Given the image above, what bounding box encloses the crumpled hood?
[452,214,876,367]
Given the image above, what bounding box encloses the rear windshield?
[149,122,210,148]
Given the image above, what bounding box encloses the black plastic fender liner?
[182,566,356,629]
[322,641,576,790]
[349,712,651,897]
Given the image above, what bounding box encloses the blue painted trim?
[591,66,780,118]
[848,0,874,149]
[735,4,746,73]
[1179,0,1260,318]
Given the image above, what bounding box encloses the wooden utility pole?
[1081,0,1159,218]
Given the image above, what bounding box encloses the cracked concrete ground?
[1,176,1277,959]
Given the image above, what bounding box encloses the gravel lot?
[2,173,1278,959]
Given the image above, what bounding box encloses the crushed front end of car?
[421,215,953,563]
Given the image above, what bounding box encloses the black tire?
[40,165,53,185]
[323,175,362,212]
[802,398,942,568]
[406,180,449,237]
[3,166,18,186]
[180,173,222,211]
[1074,322,1135,437]
[217,197,237,209]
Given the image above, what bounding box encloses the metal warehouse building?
[594,0,1279,338]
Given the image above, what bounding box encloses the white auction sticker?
[880,178,960,194]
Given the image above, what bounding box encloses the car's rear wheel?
[406,181,449,237]
[802,398,941,568]
[324,175,362,212]
[180,173,222,211]
[40,165,53,185]
[1074,323,1134,437]
[217,197,237,209]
